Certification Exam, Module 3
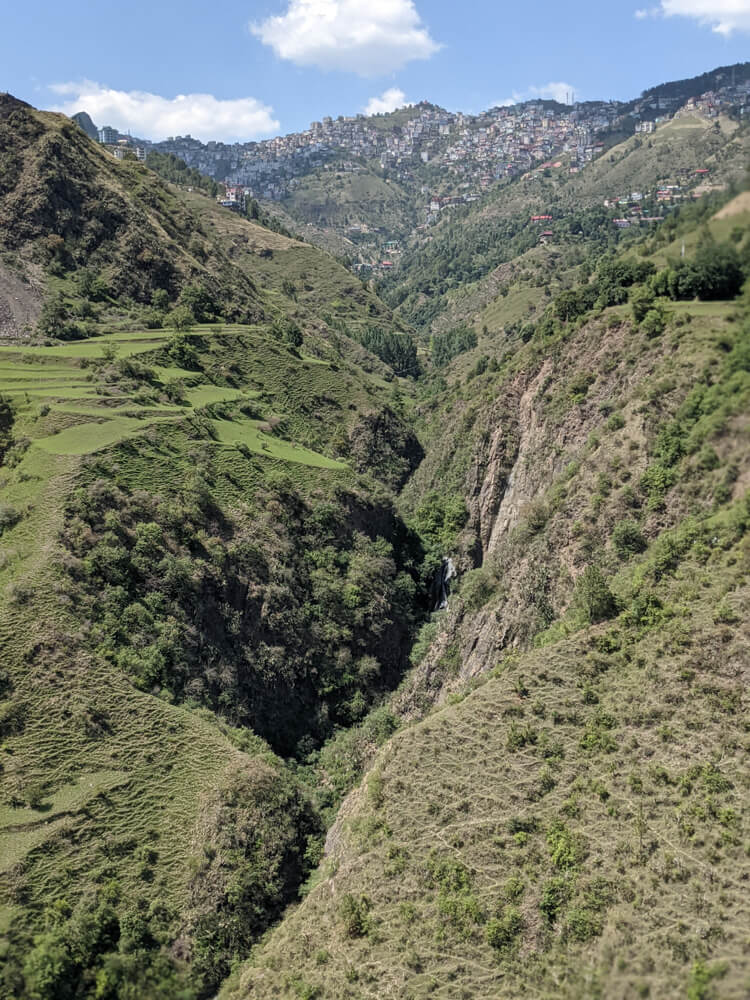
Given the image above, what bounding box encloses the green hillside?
[1,80,749,1000]
[0,96,427,1000]
[221,194,750,998]
[381,111,750,334]
[283,169,417,240]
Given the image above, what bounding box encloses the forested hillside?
[379,110,750,334]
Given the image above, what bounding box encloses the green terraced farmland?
[210,418,346,468]
[33,415,182,455]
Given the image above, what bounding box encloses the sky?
[2,0,750,142]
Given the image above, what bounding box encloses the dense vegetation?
[62,461,421,755]
[145,151,222,198]
[351,326,420,377]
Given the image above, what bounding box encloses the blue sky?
[3,0,750,141]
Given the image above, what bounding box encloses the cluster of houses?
[146,99,619,208]
[99,71,747,274]
[139,73,749,237]
[602,170,719,229]
[96,125,146,162]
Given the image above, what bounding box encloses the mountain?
[1,61,749,1000]
[116,62,750,266]
[71,110,98,141]
[220,187,750,1000]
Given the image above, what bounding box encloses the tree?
[179,284,217,324]
[167,305,193,332]
[573,566,618,624]
[630,285,655,324]
[36,294,68,338]
[23,932,76,1000]
[166,331,199,368]
[78,268,110,301]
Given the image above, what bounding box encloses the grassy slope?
[222,202,750,1000]
[0,101,425,997]
[283,170,416,239]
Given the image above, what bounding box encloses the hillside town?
[146,99,621,203]
[140,71,750,207]
[75,70,750,275]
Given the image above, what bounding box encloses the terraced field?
[0,326,345,466]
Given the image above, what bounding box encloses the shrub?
[565,906,601,941]
[142,309,163,330]
[547,822,586,871]
[409,620,438,667]
[612,519,646,559]
[569,371,595,403]
[641,307,666,339]
[486,906,523,950]
[339,894,372,938]
[573,566,618,623]
[640,463,676,510]
[459,567,496,610]
[686,959,728,1000]
[0,503,21,535]
[630,285,656,324]
[151,288,170,311]
[539,876,571,924]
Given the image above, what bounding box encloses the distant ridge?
[72,109,98,140]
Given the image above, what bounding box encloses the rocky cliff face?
[400,306,725,710]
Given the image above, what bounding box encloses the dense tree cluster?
[145,151,221,198]
[651,241,744,301]
[353,326,420,376]
[61,470,422,757]
[431,326,478,367]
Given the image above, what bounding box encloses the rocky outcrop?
[0,260,42,339]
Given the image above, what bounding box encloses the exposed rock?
[0,259,43,339]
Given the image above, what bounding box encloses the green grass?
[0,339,163,360]
[33,415,182,455]
[0,771,128,872]
[185,385,251,408]
[210,418,346,468]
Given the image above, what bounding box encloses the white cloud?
[364,87,409,115]
[49,81,279,142]
[251,0,440,76]
[496,82,577,107]
[639,1,750,33]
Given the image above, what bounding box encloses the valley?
[0,60,749,1000]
